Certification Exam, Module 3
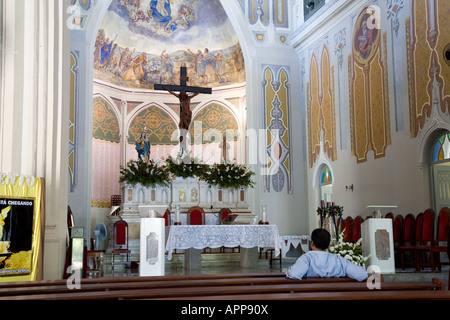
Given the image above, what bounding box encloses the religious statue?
[154,66,212,152]
[135,128,151,163]
[164,87,204,133]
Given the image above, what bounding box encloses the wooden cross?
[219,135,230,163]
[154,66,212,154]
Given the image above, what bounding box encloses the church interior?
[1,0,450,300]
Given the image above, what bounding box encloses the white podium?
[361,218,395,274]
[140,218,165,277]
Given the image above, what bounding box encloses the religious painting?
[407,0,450,138]
[352,7,380,66]
[349,7,391,163]
[94,0,245,90]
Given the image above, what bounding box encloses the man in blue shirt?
[286,228,368,281]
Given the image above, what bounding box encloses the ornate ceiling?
[94,0,245,90]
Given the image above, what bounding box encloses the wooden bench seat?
[0,276,361,299]
[162,290,450,300]
[0,279,442,300]
[0,272,286,289]
[0,271,445,301]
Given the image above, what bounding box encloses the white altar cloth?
[165,225,282,260]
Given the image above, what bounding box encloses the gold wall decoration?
[407,0,450,138]
[349,7,391,163]
[307,46,337,168]
[263,65,292,193]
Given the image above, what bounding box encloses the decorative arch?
[127,105,179,146]
[190,102,240,143]
[92,95,121,143]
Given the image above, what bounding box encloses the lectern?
[360,205,397,274]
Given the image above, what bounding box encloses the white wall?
[291,0,450,233]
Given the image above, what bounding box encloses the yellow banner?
[0,173,43,282]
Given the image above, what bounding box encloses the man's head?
[311,228,331,251]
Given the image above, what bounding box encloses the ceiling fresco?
[94,0,246,90]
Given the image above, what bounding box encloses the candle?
[262,205,267,222]
[175,205,180,223]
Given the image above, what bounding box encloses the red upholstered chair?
[393,215,404,244]
[219,208,240,253]
[447,226,450,288]
[111,219,131,270]
[350,216,363,243]
[219,208,231,224]
[384,212,394,220]
[415,207,450,272]
[399,213,416,270]
[414,209,435,271]
[187,206,208,252]
[392,215,404,267]
[163,209,171,227]
[341,216,354,242]
[187,206,205,225]
[399,211,426,271]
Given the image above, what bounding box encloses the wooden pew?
[0,277,443,300]
[164,290,450,300]
[0,275,359,299]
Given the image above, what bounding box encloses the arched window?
[432,133,450,162]
[431,131,450,210]
[320,166,333,204]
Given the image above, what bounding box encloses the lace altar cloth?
[165,225,282,260]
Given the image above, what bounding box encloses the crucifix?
[154,66,212,154]
[218,135,230,163]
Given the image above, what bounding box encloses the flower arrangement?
[164,152,207,179]
[201,162,255,189]
[328,230,370,266]
[119,158,171,187]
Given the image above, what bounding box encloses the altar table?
[165,225,282,269]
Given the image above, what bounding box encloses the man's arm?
[341,258,368,282]
[285,254,309,280]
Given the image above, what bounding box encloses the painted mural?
[263,65,293,194]
[407,0,450,138]
[349,6,391,163]
[94,0,245,89]
[307,45,337,168]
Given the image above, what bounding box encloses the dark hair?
[311,228,331,250]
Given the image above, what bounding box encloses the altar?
[166,225,282,269]
[108,175,256,257]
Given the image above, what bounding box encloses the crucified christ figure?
[163,87,205,141]
[154,66,212,153]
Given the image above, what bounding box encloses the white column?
[0,0,71,280]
